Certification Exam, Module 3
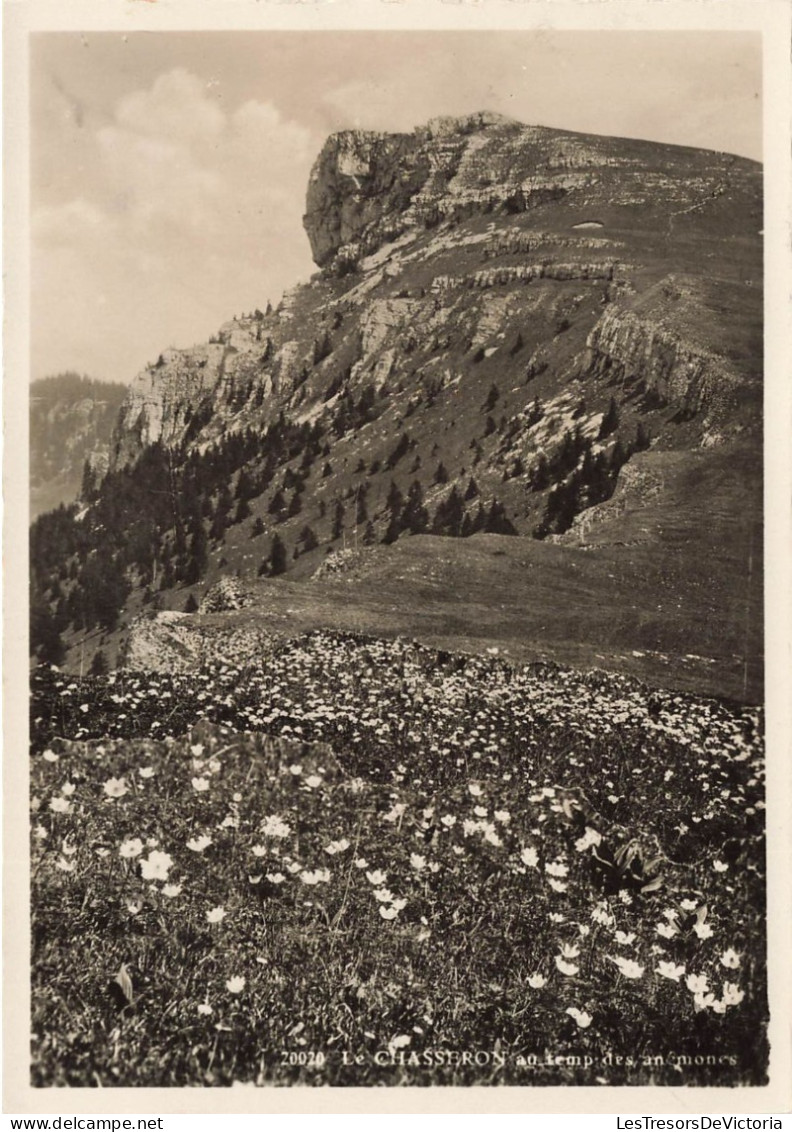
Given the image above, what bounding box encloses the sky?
[30,30,762,386]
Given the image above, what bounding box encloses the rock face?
[109,113,760,478]
[303,112,755,270]
[48,112,761,691]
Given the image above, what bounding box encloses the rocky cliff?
[37,113,762,692]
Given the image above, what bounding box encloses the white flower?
[494,810,511,824]
[206,906,226,923]
[693,922,714,940]
[566,1007,593,1029]
[555,957,579,976]
[655,922,678,940]
[527,973,547,989]
[56,857,75,872]
[138,767,155,779]
[713,860,729,872]
[127,901,142,915]
[547,878,567,893]
[721,981,745,1007]
[409,854,426,871]
[575,827,602,852]
[33,825,48,840]
[656,961,686,982]
[608,956,644,979]
[42,749,58,763]
[61,782,76,796]
[163,884,182,897]
[103,777,128,799]
[379,906,399,920]
[366,870,387,886]
[304,775,323,789]
[391,898,407,912]
[592,904,614,926]
[119,838,144,859]
[389,1034,411,1051]
[473,805,488,817]
[614,931,636,945]
[383,803,407,822]
[190,744,205,757]
[354,858,369,869]
[685,973,710,995]
[265,873,285,885]
[468,784,483,797]
[719,949,741,969]
[560,943,580,960]
[191,777,210,793]
[440,815,456,828]
[693,992,716,1013]
[197,1003,213,1016]
[520,847,539,868]
[324,838,350,855]
[373,888,396,903]
[226,976,245,994]
[288,764,303,776]
[261,815,291,838]
[300,869,331,885]
[187,835,213,853]
[140,850,173,881]
[680,898,698,911]
[545,860,568,877]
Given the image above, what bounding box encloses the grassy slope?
[117,438,758,703]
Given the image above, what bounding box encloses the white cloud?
[115,68,225,143]
[32,68,317,383]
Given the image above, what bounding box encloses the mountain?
[29,373,129,519]
[30,113,763,699]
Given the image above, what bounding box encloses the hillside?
[29,373,128,519]
[29,113,762,699]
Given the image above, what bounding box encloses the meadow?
[30,631,767,1087]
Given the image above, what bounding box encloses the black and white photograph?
[5,0,792,1112]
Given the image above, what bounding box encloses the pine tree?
[356,487,369,525]
[234,498,252,525]
[386,481,404,517]
[184,593,199,613]
[183,516,208,585]
[433,462,449,485]
[403,480,429,534]
[332,499,345,541]
[250,516,265,538]
[484,383,500,412]
[531,454,551,491]
[89,649,108,676]
[599,397,620,439]
[269,534,287,576]
[464,476,479,501]
[298,525,319,553]
[363,520,376,546]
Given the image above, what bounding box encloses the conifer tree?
[269,534,287,576]
[598,397,620,439]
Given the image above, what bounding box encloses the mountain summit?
[33,114,763,699]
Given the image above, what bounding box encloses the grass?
[116,437,762,706]
[31,631,767,1087]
